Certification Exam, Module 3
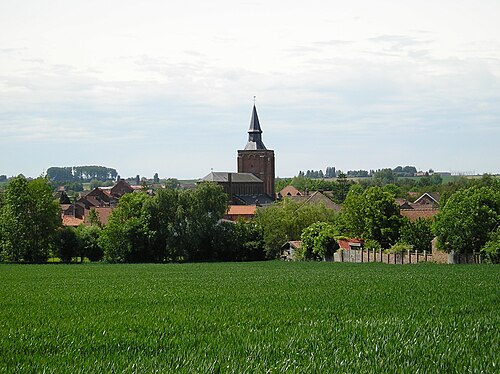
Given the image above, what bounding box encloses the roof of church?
[201,172,263,183]
[244,105,267,150]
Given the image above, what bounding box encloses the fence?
[331,249,482,264]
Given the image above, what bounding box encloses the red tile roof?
[62,216,84,227]
[400,209,439,221]
[280,185,302,196]
[227,205,257,215]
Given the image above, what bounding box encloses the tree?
[255,198,338,258]
[0,176,61,262]
[182,182,228,261]
[373,168,397,185]
[76,225,104,262]
[481,226,500,264]
[99,182,228,263]
[55,226,80,263]
[298,222,339,260]
[399,218,434,253]
[433,186,500,254]
[341,186,403,248]
[99,192,153,263]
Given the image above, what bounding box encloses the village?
[50,104,488,265]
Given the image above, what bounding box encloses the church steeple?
[244,105,267,150]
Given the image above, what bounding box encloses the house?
[284,190,341,212]
[83,207,114,226]
[62,216,84,227]
[337,238,364,251]
[400,209,439,222]
[281,241,302,261]
[224,205,257,221]
[413,192,440,207]
[110,179,134,197]
[397,192,440,222]
[279,185,302,197]
[60,180,136,227]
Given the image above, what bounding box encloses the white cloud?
[0,0,499,177]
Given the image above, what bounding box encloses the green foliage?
[434,185,500,254]
[373,168,397,185]
[0,262,498,372]
[363,238,381,251]
[341,186,403,248]
[100,182,229,263]
[276,175,353,203]
[55,226,80,263]
[76,225,103,262]
[47,166,118,182]
[385,242,413,254]
[299,222,339,260]
[480,226,500,264]
[164,178,181,189]
[399,218,434,253]
[0,176,61,262]
[255,198,338,258]
[208,220,265,262]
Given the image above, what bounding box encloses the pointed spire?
[244,104,267,150]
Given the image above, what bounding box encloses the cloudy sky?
[1,0,499,179]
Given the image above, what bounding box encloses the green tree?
[76,225,104,262]
[255,198,337,258]
[399,218,434,253]
[99,182,228,263]
[433,186,500,254]
[298,222,339,260]
[341,186,403,248]
[481,226,500,264]
[373,168,397,185]
[55,226,80,263]
[99,192,153,263]
[0,176,61,262]
[182,182,228,261]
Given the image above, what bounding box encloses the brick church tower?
[237,105,275,200]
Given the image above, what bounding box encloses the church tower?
[237,105,275,200]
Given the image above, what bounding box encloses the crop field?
[0,262,498,372]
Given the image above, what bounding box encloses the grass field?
[0,262,498,372]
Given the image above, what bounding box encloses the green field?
[0,262,498,372]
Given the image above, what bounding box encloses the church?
[201,104,275,205]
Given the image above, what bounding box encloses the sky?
[1,0,499,179]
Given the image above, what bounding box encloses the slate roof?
[285,191,341,212]
[201,172,263,183]
[234,194,274,205]
[244,105,267,150]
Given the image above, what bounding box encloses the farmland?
[0,262,498,372]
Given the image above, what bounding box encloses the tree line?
[297,165,420,179]
[0,175,498,264]
[47,166,118,182]
[0,176,265,263]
